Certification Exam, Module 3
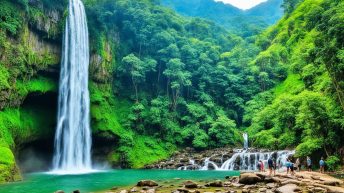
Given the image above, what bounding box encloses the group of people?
[257,156,327,176]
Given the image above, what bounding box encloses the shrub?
[326,156,341,171]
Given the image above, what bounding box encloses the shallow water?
[0,170,240,193]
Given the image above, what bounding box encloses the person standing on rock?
[319,157,325,173]
[268,157,275,176]
[307,156,312,172]
[295,158,300,172]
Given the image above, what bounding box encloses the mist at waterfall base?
[51,0,93,174]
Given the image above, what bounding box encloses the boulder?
[232,183,245,188]
[267,183,276,189]
[184,181,198,188]
[313,187,327,193]
[223,182,232,187]
[146,189,155,193]
[281,179,303,186]
[322,180,341,186]
[137,180,158,187]
[177,188,190,193]
[314,184,344,193]
[264,177,275,183]
[239,173,262,184]
[206,180,223,187]
[276,184,301,193]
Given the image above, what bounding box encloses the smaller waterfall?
[201,158,219,170]
[219,150,295,171]
[243,133,248,150]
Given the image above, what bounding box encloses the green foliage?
[118,135,175,168]
[249,0,344,162]
[0,0,23,36]
[0,64,10,90]
[325,156,341,171]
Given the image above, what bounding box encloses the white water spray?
[52,0,92,174]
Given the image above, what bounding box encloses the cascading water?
[243,133,248,150]
[201,158,219,170]
[219,150,295,171]
[52,0,92,173]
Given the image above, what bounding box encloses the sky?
[214,0,268,10]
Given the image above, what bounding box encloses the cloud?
[214,0,268,10]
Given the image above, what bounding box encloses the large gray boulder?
[137,180,158,187]
[239,173,262,184]
[276,184,301,193]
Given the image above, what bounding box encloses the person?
[261,160,265,172]
[307,156,312,172]
[286,159,291,174]
[295,158,300,172]
[257,161,261,172]
[268,157,275,176]
[319,157,325,173]
[290,161,295,175]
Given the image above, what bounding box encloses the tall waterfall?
[243,133,248,150]
[52,0,92,173]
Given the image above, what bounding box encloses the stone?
[147,189,155,193]
[266,183,276,189]
[54,191,65,193]
[189,190,201,193]
[239,173,262,185]
[224,182,232,187]
[215,189,222,192]
[184,181,198,188]
[322,180,341,186]
[242,189,250,193]
[259,188,267,192]
[131,187,138,192]
[232,183,245,188]
[137,180,159,187]
[312,176,321,180]
[314,184,344,193]
[276,184,301,193]
[264,177,275,183]
[177,188,190,193]
[119,190,128,193]
[243,185,257,189]
[314,187,327,193]
[73,190,80,193]
[281,180,303,186]
[206,180,223,187]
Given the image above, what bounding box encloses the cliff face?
[0,0,64,182]
[0,0,120,183]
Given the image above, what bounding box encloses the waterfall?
[219,150,295,171]
[201,158,219,170]
[243,133,248,149]
[52,0,92,173]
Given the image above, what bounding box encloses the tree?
[163,58,191,110]
[120,54,156,101]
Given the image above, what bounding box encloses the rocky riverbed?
[100,171,344,193]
